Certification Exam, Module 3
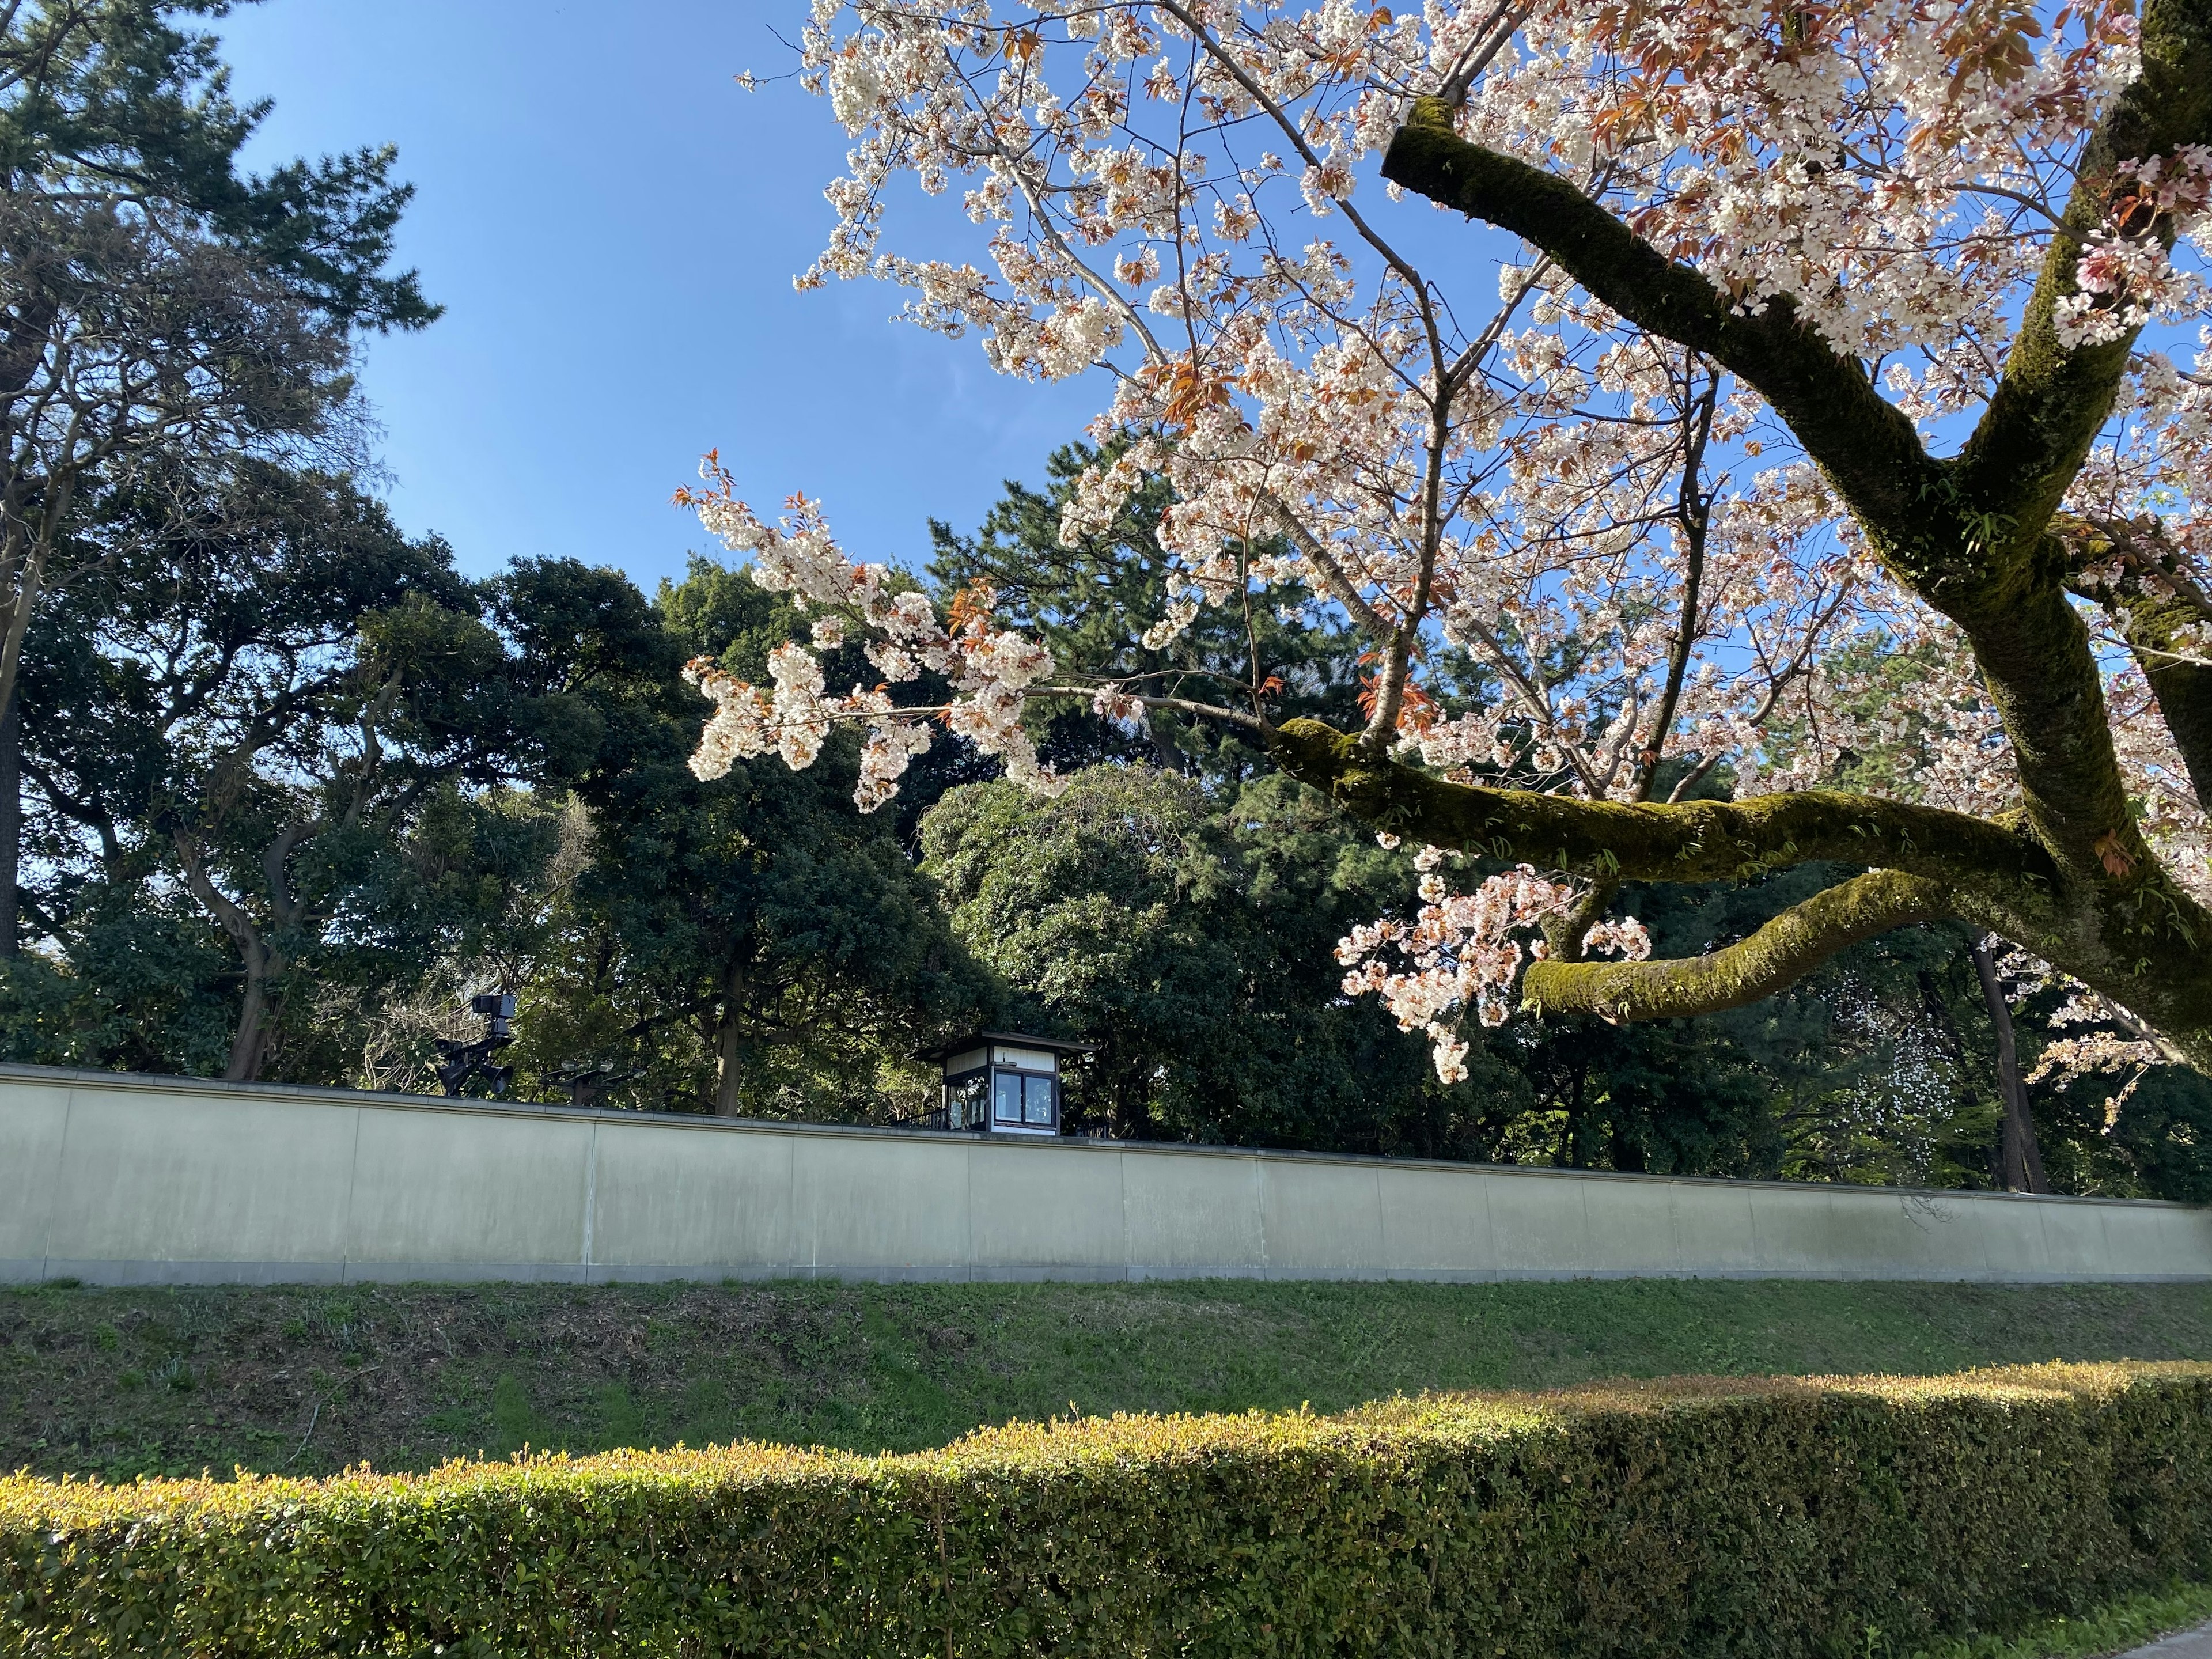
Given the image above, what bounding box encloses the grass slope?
[5,1277,2212,1482]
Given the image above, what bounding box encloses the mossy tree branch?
[1270,717,2212,1071]
[1380,99,1944,547]
[1950,0,2212,557]
[1270,718,2052,891]
[2062,516,2212,807]
[1522,870,1952,1022]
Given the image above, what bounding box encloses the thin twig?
[281,1400,321,1469]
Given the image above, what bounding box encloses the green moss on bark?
[1268,719,2212,1071]
[1522,870,1950,1021]
[1268,719,2050,890]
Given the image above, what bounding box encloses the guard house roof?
[920,1031,1099,1063]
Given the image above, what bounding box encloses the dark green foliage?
[485,556,994,1118]
[922,763,1483,1147]
[2049,1064,2212,1203]
[13,464,557,1080]
[5,1362,2211,1657]
[0,0,435,330]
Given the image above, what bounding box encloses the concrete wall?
[3,1065,2209,1286]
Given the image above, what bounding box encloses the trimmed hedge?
[5,1362,2212,1657]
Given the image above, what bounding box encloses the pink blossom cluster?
[1994,946,2171,1121]
[680,458,1059,810]
[1335,853,1651,1081]
[2056,149,2212,348]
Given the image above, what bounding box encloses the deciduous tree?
[681,0,2212,1084]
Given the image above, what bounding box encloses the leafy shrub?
[4,1363,2210,1657]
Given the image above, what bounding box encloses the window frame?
[989,1063,1059,1133]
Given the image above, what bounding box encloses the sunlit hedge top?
[7,1362,2212,1659]
[6,1361,2203,1523]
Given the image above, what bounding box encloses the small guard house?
[926,1032,1095,1136]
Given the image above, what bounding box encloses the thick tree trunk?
[169,823,283,1083]
[0,685,18,959]
[713,956,747,1117]
[1971,934,2050,1194]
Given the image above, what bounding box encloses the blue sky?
[214,1,1103,592]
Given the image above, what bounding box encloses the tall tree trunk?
[0,684,19,959]
[0,481,70,760]
[713,955,747,1117]
[171,824,282,1084]
[1971,934,2050,1194]
[225,940,275,1082]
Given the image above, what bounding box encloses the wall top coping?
[0,1059,2195,1213]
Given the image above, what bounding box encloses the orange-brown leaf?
[2096,831,2138,878]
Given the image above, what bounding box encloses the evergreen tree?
[487,555,994,1118]
[15,462,553,1080]
[0,0,437,949]
[921,764,1521,1153]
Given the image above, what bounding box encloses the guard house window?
[994,1065,1055,1126]
[991,1046,1059,1130]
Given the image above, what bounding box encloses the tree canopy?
[0,0,436,953]
[676,0,2212,1092]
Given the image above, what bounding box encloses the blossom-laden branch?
[1268,719,2051,895]
[677,460,1060,812]
[690,0,2212,1079]
[2061,512,2212,805]
[1272,715,2212,1073]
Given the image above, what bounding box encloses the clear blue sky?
[214,2,1103,590]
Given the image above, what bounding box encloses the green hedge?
[5,1362,2212,1657]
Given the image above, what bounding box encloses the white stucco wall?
[3,1065,2207,1285]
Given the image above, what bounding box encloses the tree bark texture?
[0,685,20,960]
[1971,934,2052,1194]
[714,956,747,1118]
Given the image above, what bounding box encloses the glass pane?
[1024,1074,1054,1124]
[946,1072,983,1130]
[994,1070,1022,1122]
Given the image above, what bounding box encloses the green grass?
[5,1277,2212,1482]
[1912,1580,2212,1657]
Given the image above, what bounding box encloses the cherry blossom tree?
[684,0,2212,1081]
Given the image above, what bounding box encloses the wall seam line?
[582,1120,599,1280]
[339,1104,364,1286]
[41,1085,75,1283]
[1255,1153,1268,1281]
[1118,1146,1131,1282]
